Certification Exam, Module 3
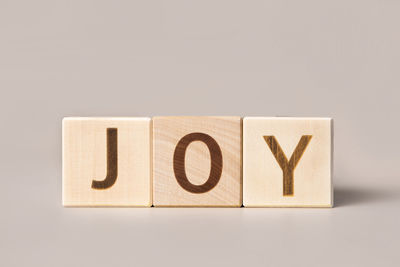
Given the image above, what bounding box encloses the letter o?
[173,132,223,193]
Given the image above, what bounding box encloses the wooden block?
[243,117,333,207]
[63,117,151,207]
[153,117,242,207]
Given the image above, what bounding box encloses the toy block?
[62,117,151,207]
[152,117,242,207]
[243,117,333,207]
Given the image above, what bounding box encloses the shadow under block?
[153,117,242,207]
[243,117,333,207]
[63,118,151,206]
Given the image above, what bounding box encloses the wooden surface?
[153,117,242,207]
[63,117,152,206]
[243,117,333,207]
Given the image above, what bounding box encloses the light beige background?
[0,1,399,266]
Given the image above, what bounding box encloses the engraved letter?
[263,135,312,196]
[173,133,223,193]
[92,128,118,189]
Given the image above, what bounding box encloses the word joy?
[63,117,333,208]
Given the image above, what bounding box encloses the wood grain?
[153,117,242,207]
[63,117,152,207]
[243,117,333,207]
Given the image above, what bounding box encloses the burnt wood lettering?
[173,132,223,193]
[263,135,312,196]
[92,128,118,189]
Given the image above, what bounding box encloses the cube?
[153,117,242,207]
[243,117,333,207]
[63,117,151,206]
